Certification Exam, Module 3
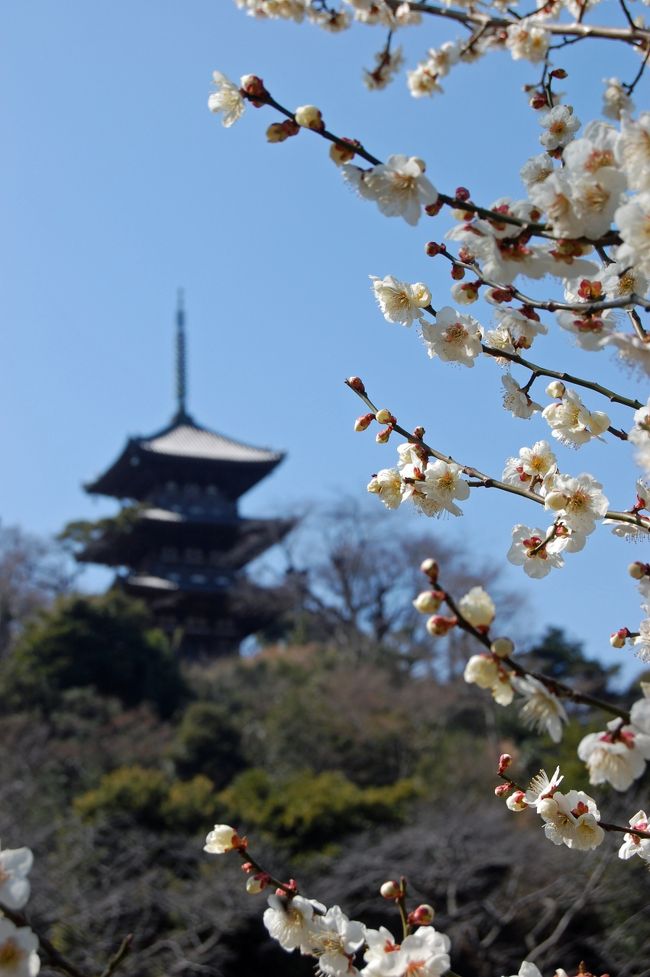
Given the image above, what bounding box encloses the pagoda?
[76,295,293,659]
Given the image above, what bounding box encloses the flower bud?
[266,122,290,143]
[380,880,402,899]
[354,413,374,432]
[498,753,513,774]
[450,264,465,281]
[629,561,650,579]
[204,824,242,854]
[451,281,480,305]
[545,380,565,398]
[425,241,446,257]
[610,628,629,648]
[420,558,439,582]
[347,376,366,394]
[412,426,425,439]
[455,186,471,202]
[246,876,265,894]
[376,426,392,444]
[550,68,568,79]
[413,590,444,614]
[409,904,435,926]
[329,139,357,165]
[375,408,393,424]
[426,614,457,637]
[464,654,499,688]
[494,783,511,797]
[506,791,528,812]
[491,636,514,658]
[425,199,443,216]
[294,104,324,130]
[240,74,267,99]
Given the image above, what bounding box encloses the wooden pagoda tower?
[78,295,293,659]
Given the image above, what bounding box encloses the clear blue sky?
[2,2,649,679]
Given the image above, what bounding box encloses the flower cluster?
[0,845,39,977]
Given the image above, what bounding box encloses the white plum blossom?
[208,71,246,127]
[204,824,241,854]
[458,586,495,630]
[367,469,402,509]
[0,847,33,910]
[310,905,365,975]
[628,397,650,474]
[505,22,550,62]
[538,788,605,850]
[538,105,581,151]
[507,524,565,577]
[523,766,564,808]
[618,810,650,862]
[542,388,610,447]
[520,153,554,190]
[364,46,404,90]
[607,331,650,379]
[578,719,650,791]
[363,925,451,977]
[633,613,650,662]
[371,274,431,325]
[0,918,40,977]
[421,460,470,516]
[492,307,547,349]
[343,155,437,225]
[263,894,324,952]
[602,77,634,119]
[615,191,650,275]
[501,376,542,419]
[544,472,609,535]
[504,963,544,977]
[502,441,556,488]
[617,113,650,191]
[513,675,568,742]
[464,654,514,705]
[420,307,483,366]
[556,308,614,351]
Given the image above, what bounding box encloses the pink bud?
[409,904,435,926]
[380,880,402,899]
[494,784,511,797]
[420,558,439,582]
[354,413,374,432]
[347,376,366,395]
[498,753,513,775]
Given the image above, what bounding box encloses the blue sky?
[3,2,649,679]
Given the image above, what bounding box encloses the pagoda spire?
[174,289,191,424]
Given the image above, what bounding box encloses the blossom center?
[0,939,23,966]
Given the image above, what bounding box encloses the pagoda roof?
[85,415,285,501]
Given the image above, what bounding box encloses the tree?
[0,525,74,657]
[0,591,186,717]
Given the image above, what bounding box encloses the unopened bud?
[413,426,425,439]
[506,790,528,812]
[420,558,439,582]
[409,904,435,926]
[450,264,465,281]
[455,186,471,202]
[530,93,548,110]
[426,614,457,637]
[425,199,443,216]
[494,783,511,797]
[354,413,374,432]
[630,560,648,578]
[550,68,568,79]
[413,590,444,614]
[380,880,402,899]
[610,628,630,648]
[294,104,324,131]
[347,376,366,395]
[546,380,565,398]
[246,876,266,894]
[491,636,514,659]
[376,426,392,444]
[375,408,393,424]
[330,139,357,165]
[266,122,290,143]
[498,753,513,775]
[240,74,266,97]
[425,241,446,257]
[241,861,254,873]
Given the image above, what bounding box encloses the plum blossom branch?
[0,901,87,977]
[345,377,648,529]
[429,570,631,720]
[385,0,650,46]
[238,86,621,245]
